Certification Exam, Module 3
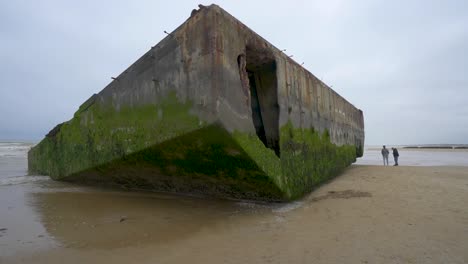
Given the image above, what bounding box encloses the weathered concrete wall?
[209,5,364,149]
[28,4,364,201]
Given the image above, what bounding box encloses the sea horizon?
[2,140,468,147]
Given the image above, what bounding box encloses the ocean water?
[355,146,468,166]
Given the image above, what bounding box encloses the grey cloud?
[1,0,467,144]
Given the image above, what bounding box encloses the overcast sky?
[1,0,467,145]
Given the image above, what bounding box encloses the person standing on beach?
[392,147,399,166]
[381,145,389,166]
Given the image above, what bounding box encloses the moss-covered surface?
[278,122,357,200]
[28,92,286,201]
[28,92,203,179]
[65,124,285,201]
[28,92,358,201]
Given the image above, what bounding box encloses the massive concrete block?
[28,4,365,201]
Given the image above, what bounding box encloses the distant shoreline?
[0,141,37,144]
[365,144,468,149]
[2,141,468,149]
[402,144,468,149]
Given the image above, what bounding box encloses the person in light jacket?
[381,145,389,166]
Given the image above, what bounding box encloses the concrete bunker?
[28,4,364,202]
[238,45,280,156]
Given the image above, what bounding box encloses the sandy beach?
[1,149,468,264]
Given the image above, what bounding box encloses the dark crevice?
[238,46,280,157]
[248,71,267,147]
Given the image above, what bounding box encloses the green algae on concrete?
[29,103,357,201]
[29,92,203,179]
[227,122,357,201]
[278,121,357,200]
[65,124,286,201]
[28,91,289,201]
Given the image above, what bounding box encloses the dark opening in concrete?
[238,47,280,156]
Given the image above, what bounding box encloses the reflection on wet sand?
[30,190,268,250]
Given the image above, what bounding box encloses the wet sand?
[2,163,468,263]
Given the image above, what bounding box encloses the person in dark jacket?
[392,147,399,166]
